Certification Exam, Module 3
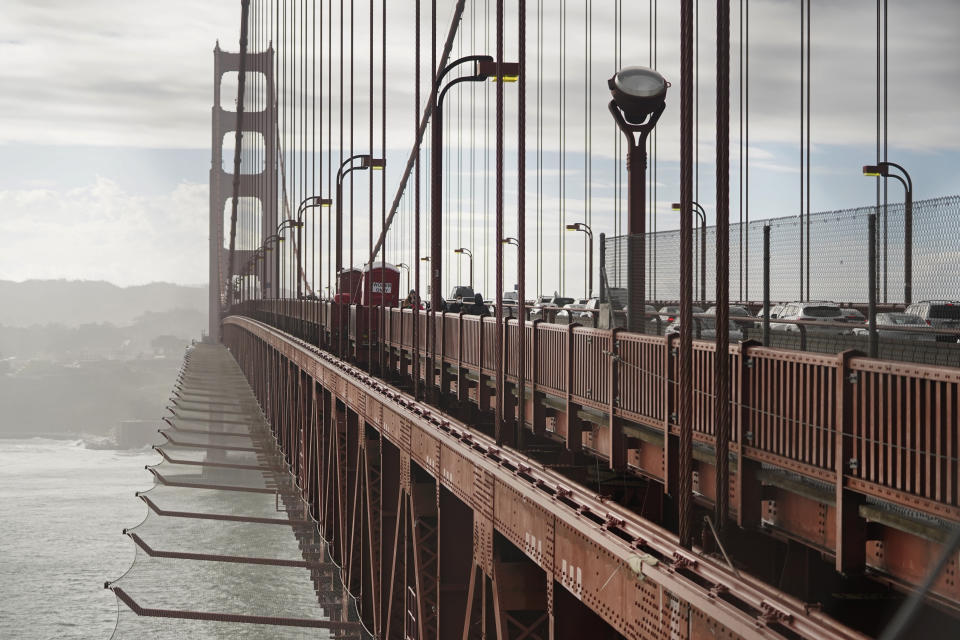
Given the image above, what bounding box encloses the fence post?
[456,312,467,404]
[531,320,546,436]
[599,233,606,304]
[609,328,626,471]
[663,333,678,499]
[763,224,771,347]
[565,323,582,453]
[835,349,866,574]
[735,340,762,530]
[868,214,878,358]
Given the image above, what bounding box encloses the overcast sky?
[0,0,957,296]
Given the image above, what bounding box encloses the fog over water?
[0,439,155,639]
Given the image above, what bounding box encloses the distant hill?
[0,280,207,327]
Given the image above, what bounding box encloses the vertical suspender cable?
[536,0,542,298]
[414,0,421,398]
[349,0,355,285]
[368,0,374,372]
[714,0,731,535]
[744,0,748,299]
[882,0,888,303]
[583,0,589,297]
[313,0,318,329]
[517,0,527,449]
[738,0,743,301]
[381,0,387,375]
[495,0,505,444]
[678,0,695,550]
[486,0,491,298]
[470,0,476,298]
[327,0,332,298]
[559,0,566,295]
[428,0,436,401]
[799,0,804,300]
[805,0,811,300]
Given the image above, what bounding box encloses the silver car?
[904,300,960,340]
[772,302,845,334]
[854,313,936,342]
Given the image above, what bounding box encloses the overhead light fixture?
[608,66,669,125]
[476,60,520,82]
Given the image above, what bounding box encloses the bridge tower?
[208,42,277,341]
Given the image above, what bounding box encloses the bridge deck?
[230,300,960,623]
[223,314,876,639]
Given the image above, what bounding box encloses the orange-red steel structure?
[227,301,960,624]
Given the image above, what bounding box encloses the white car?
[772,302,845,334]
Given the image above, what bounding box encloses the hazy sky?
[0,0,957,295]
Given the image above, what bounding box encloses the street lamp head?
[476,59,520,82]
[862,163,890,177]
[565,223,583,232]
[358,155,385,170]
[501,237,519,246]
[671,202,682,211]
[608,66,669,125]
[453,247,471,255]
[420,256,430,262]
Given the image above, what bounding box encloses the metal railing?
[229,299,960,526]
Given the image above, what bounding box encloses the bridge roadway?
[223,314,883,639]
[230,300,960,626]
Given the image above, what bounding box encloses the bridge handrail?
[228,300,960,522]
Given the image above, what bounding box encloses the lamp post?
[671,202,707,304]
[334,155,383,356]
[276,219,302,300]
[396,263,410,299]
[296,196,332,299]
[418,256,431,302]
[565,223,594,299]
[336,155,384,293]
[262,234,283,298]
[453,248,474,290]
[431,55,519,312]
[863,162,913,304]
[608,66,669,332]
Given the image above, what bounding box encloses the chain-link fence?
[603,195,960,305]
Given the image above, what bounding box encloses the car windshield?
[929,304,960,320]
[555,297,575,306]
[803,306,841,318]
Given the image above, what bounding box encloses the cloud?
[0,178,208,285]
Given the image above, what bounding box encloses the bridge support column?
[209,43,277,341]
